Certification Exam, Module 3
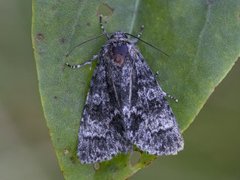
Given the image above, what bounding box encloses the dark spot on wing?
[110,114,125,136]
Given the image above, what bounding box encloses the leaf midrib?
[129,0,140,34]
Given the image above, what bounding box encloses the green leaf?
[32,0,240,179]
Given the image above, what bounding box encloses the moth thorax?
[112,44,128,66]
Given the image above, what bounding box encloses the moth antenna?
[66,33,105,57]
[125,33,169,57]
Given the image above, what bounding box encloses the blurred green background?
[0,0,239,180]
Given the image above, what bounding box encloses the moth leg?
[136,25,144,39]
[99,15,109,39]
[154,71,178,102]
[131,25,144,44]
[166,93,178,103]
[65,55,98,69]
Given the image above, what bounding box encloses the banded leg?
[136,25,144,38]
[99,15,109,39]
[155,71,178,103]
[166,93,178,103]
[65,55,98,69]
[132,25,144,44]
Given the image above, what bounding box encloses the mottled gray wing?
[128,53,184,155]
[78,61,131,164]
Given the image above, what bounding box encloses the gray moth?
[65,16,184,164]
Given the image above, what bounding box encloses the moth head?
[109,31,128,40]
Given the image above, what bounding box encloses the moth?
[65,16,184,164]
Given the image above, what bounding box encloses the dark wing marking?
[78,60,131,164]
[128,52,184,155]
